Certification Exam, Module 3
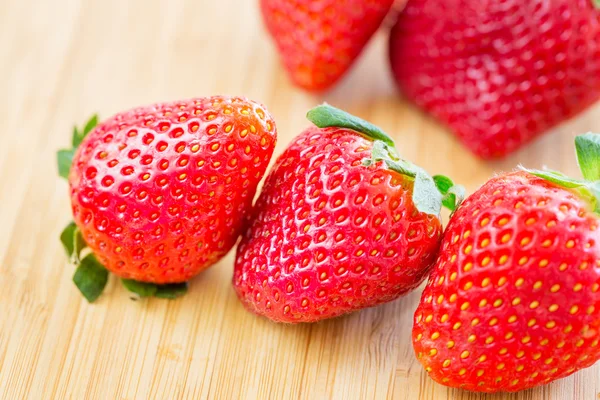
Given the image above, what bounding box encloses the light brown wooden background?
[1,0,600,399]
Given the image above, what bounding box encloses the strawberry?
[57,96,277,301]
[413,134,600,392]
[233,104,463,323]
[261,0,395,91]
[389,0,600,159]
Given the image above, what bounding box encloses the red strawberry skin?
[234,127,443,323]
[261,0,395,91]
[69,96,277,284]
[413,171,600,392]
[389,0,600,159]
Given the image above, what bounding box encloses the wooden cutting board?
[1,0,599,398]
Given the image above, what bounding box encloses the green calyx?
[523,133,600,213]
[307,104,464,217]
[57,114,99,180]
[593,0,600,9]
[60,222,189,302]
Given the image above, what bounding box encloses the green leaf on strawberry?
[522,168,584,188]
[155,283,189,299]
[61,220,109,302]
[73,254,109,303]
[57,114,99,181]
[60,221,85,263]
[307,103,396,147]
[73,114,99,148]
[523,132,600,212]
[121,279,188,299]
[57,149,75,180]
[412,169,444,217]
[433,175,465,211]
[307,104,463,217]
[575,133,600,181]
[121,279,158,297]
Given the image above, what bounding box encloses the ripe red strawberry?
[233,104,462,322]
[413,134,600,392]
[389,0,600,159]
[57,96,277,301]
[261,0,395,91]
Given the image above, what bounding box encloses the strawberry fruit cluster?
[58,98,599,393]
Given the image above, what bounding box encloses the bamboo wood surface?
[1,0,600,399]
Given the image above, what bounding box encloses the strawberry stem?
[307,104,464,216]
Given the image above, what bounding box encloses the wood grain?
[1,0,600,399]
